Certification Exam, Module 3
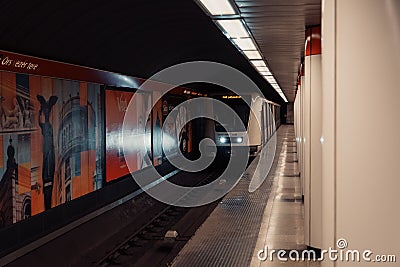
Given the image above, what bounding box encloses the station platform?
[171,125,319,267]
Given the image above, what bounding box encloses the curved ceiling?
[0,0,320,104]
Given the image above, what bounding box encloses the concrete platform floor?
[172,125,320,267]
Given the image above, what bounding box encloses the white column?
[300,74,305,198]
[304,55,311,245]
[322,0,400,266]
[321,0,336,266]
[304,27,323,249]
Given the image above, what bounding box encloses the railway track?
[97,169,223,267]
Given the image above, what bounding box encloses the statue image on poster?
[0,73,104,223]
[37,95,57,210]
[0,96,34,132]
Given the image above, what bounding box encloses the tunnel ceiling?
[235,0,321,101]
[0,0,320,104]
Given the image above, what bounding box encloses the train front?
[213,94,260,158]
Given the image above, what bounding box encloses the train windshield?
[214,96,251,132]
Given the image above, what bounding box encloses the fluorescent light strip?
[198,0,236,15]
[217,19,249,39]
[232,38,257,50]
[243,50,262,60]
[265,76,276,83]
[256,66,270,72]
[250,60,266,67]
[259,71,272,76]
[197,0,289,103]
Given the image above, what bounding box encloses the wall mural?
[0,72,104,228]
[0,71,193,229]
[37,95,57,210]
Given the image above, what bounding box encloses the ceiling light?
[259,71,272,76]
[279,93,288,102]
[265,76,276,83]
[198,0,236,15]
[217,19,249,38]
[196,0,288,103]
[250,60,266,67]
[232,38,257,50]
[256,66,270,72]
[243,50,262,60]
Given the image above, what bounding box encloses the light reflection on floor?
[251,127,320,267]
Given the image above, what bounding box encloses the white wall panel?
[322,0,400,265]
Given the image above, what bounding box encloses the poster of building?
[0,72,103,228]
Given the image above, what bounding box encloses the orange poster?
[105,90,135,182]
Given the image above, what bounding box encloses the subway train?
[211,94,281,157]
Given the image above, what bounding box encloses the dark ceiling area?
[0,0,287,104]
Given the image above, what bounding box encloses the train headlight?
[236,137,243,143]
[219,136,228,143]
